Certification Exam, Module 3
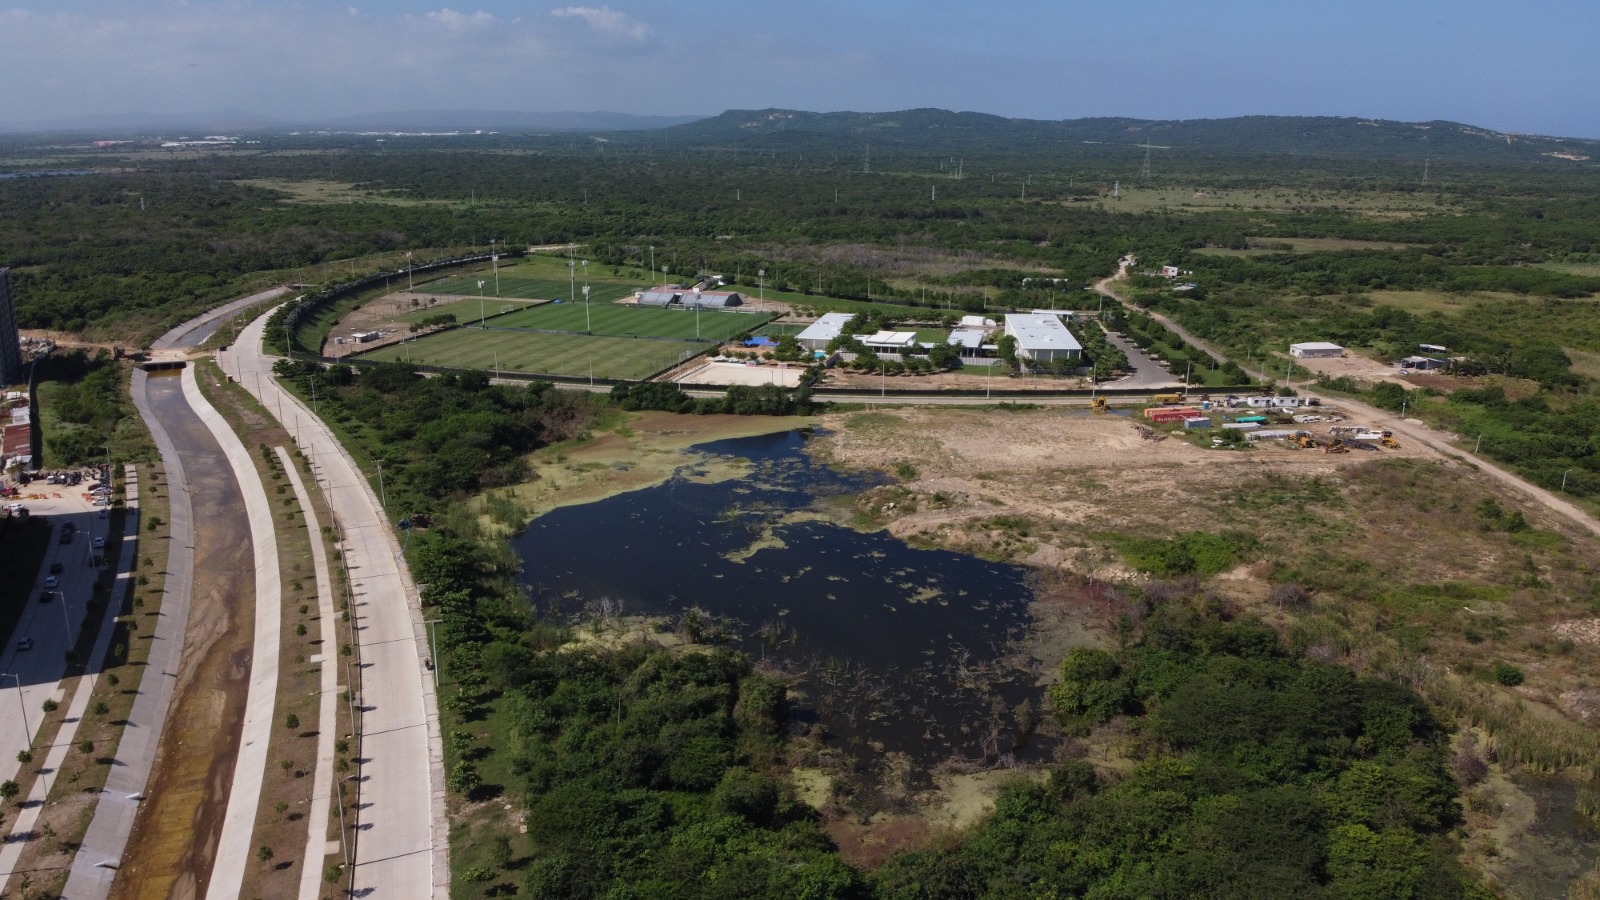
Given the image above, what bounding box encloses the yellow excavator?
[1091,396,1108,414]
[1324,439,1350,454]
[1380,431,1401,449]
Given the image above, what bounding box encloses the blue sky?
[3,1,1597,136]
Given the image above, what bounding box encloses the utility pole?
[3,673,29,749]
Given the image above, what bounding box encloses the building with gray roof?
[796,312,856,351]
[1003,313,1082,362]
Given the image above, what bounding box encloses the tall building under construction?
[0,268,20,386]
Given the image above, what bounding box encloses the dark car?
[17,637,33,651]
[49,562,62,574]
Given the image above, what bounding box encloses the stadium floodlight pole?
[649,245,655,281]
[492,246,500,296]
[759,269,765,304]
[582,285,591,333]
[478,280,486,326]
[2,673,28,750]
[568,259,576,304]
[406,251,413,291]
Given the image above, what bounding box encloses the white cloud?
[549,6,652,43]
[414,8,501,32]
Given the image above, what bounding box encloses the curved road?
[223,311,447,899]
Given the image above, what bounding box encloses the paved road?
[224,311,447,899]
[0,501,101,783]
[0,468,138,892]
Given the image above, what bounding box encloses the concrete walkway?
[64,377,201,899]
[0,466,141,892]
[185,368,284,900]
[276,446,346,900]
[225,312,447,898]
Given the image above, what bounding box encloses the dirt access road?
[1092,272,1600,539]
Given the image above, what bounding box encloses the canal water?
[512,429,1045,764]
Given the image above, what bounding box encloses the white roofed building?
[796,312,856,351]
[1289,342,1344,359]
[1003,313,1082,362]
[860,331,918,352]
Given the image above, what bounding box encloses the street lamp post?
[1562,469,1571,492]
[375,461,386,508]
[478,280,486,326]
[2,672,28,750]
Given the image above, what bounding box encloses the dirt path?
[1092,271,1600,539]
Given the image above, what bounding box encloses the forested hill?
[657,107,1600,163]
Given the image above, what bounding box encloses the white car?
[45,575,59,588]
[92,535,105,549]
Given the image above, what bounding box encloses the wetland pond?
[513,428,1051,766]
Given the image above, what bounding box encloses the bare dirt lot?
[1282,350,1410,387]
[673,360,806,387]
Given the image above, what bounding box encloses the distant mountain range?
[0,109,705,136]
[3,105,1594,164]
[655,108,1600,163]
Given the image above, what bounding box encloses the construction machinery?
[1150,392,1182,405]
[1289,433,1320,450]
[1324,439,1350,454]
[1091,396,1108,414]
[1380,431,1401,449]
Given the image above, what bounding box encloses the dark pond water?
[513,429,1046,764]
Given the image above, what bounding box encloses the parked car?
[49,562,62,574]
[45,575,58,588]
[17,637,33,651]
[92,535,105,549]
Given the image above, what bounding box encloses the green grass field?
[360,328,700,380]
[486,303,771,342]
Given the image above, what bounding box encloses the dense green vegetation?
[878,606,1483,899]
[272,358,603,512]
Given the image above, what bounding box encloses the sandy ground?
[1283,351,1411,387]
[320,291,546,358]
[673,360,806,387]
[811,406,1437,580]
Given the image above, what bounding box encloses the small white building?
[1289,342,1344,359]
[796,312,856,351]
[1004,313,1083,362]
[1160,265,1180,278]
[1400,356,1448,371]
[959,315,997,329]
[860,331,918,352]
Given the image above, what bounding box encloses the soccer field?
[488,303,772,342]
[418,271,640,305]
[359,328,701,381]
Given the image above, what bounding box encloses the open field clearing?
[235,178,452,206]
[358,327,697,379]
[806,404,1600,892]
[1096,186,1458,216]
[1194,237,1421,256]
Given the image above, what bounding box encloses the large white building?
[1003,313,1082,362]
[1289,342,1344,359]
[796,312,856,351]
